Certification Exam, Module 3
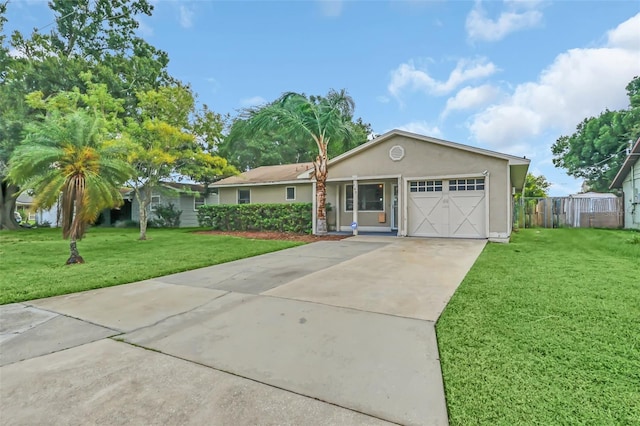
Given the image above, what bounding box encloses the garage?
[407,178,486,238]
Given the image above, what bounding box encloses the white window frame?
[237,189,251,204]
[344,183,385,212]
[285,186,296,201]
[194,195,206,211]
[409,180,443,193]
[449,178,485,192]
[150,195,160,211]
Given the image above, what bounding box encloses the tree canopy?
[238,89,361,233]
[0,0,172,229]
[123,85,237,240]
[7,109,132,263]
[517,173,551,199]
[221,93,372,170]
[551,76,640,192]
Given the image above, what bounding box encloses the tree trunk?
[0,182,20,230]
[314,153,328,235]
[139,201,148,240]
[66,239,85,264]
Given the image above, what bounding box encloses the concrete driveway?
[0,236,485,425]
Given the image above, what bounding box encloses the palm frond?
[7,109,135,241]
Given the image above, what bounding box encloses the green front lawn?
[437,228,640,425]
[0,227,301,305]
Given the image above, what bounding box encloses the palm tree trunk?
[314,154,328,235]
[66,239,85,264]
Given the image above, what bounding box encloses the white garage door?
[408,178,486,238]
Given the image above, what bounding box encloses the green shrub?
[198,203,312,234]
[150,202,182,228]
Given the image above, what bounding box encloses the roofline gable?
[297,129,530,179]
[610,137,640,189]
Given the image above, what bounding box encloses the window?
[409,180,442,193]
[286,186,296,201]
[346,184,384,211]
[449,178,485,191]
[238,189,250,204]
[194,195,206,210]
[150,195,160,211]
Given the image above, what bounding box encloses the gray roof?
[213,163,314,186]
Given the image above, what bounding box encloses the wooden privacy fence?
[513,196,623,229]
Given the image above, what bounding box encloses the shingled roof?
[213,163,314,186]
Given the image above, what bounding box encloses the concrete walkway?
[0,237,486,426]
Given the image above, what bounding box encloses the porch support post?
[352,175,358,236]
[335,183,340,232]
[312,181,317,235]
[397,176,403,236]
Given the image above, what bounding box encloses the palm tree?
[7,110,132,264]
[245,90,356,234]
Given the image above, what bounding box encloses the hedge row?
[197,203,312,234]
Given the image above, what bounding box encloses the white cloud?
[394,121,443,138]
[388,58,498,99]
[240,96,267,107]
[606,12,640,50]
[376,95,390,103]
[317,0,343,17]
[179,5,194,28]
[441,84,502,118]
[466,0,543,42]
[469,13,640,152]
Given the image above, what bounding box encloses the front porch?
[316,176,402,236]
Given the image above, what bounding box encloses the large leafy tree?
[0,0,170,229]
[516,173,551,199]
[7,110,132,264]
[240,90,359,234]
[124,85,237,240]
[221,96,372,171]
[552,76,640,192]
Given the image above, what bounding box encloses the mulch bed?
[194,230,350,242]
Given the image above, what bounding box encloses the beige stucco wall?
[218,183,312,205]
[622,161,640,229]
[327,135,512,237]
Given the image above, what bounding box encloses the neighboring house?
[610,137,640,230]
[104,182,219,227]
[15,191,59,226]
[565,192,622,228]
[213,129,530,242]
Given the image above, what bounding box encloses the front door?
[391,184,398,230]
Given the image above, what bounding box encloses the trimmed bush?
[198,203,312,234]
[150,202,182,228]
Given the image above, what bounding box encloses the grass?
[436,228,640,425]
[0,227,302,305]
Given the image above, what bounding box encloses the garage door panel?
[408,193,446,237]
[449,192,485,238]
[408,179,486,239]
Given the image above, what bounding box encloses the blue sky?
[5,0,640,195]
